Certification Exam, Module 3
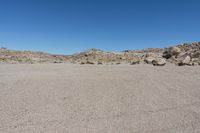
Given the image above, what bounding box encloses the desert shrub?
[131,60,140,65]
[116,62,121,65]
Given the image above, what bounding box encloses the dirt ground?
[0,64,200,133]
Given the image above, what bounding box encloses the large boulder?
[144,57,155,64]
[152,58,166,66]
[178,56,191,66]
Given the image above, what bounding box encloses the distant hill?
[1,42,200,66]
[0,48,68,64]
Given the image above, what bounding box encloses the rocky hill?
[1,42,200,66]
[69,42,200,66]
[0,48,68,64]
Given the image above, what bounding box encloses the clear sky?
[0,0,200,54]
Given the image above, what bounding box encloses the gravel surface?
[0,64,200,133]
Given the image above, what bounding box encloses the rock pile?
[162,42,200,66]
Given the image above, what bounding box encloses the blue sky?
[0,0,200,55]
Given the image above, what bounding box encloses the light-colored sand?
[0,64,200,133]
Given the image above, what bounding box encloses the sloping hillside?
[0,48,68,64]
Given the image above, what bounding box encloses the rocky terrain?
[0,48,68,64]
[1,42,200,66]
[69,42,200,66]
[0,42,200,133]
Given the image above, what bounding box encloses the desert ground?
[0,64,200,133]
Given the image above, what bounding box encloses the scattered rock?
[152,58,166,66]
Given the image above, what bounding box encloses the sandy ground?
[0,64,200,133]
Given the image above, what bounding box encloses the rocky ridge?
[1,42,200,66]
